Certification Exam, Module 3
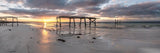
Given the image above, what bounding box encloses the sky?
[0,0,160,22]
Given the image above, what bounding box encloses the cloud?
[0,8,76,18]
[100,1,160,18]
[82,7,101,14]
[25,0,67,9]
[68,0,109,7]
[24,0,109,10]
[2,0,160,19]
[3,0,108,17]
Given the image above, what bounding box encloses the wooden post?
[16,18,18,26]
[69,18,71,34]
[95,19,96,27]
[12,18,14,27]
[94,19,96,27]
[5,18,7,26]
[115,18,117,28]
[79,18,82,27]
[56,17,59,34]
[89,19,91,27]
[73,18,75,27]
[79,18,82,34]
[59,26,62,35]
[84,18,86,28]
[69,18,71,28]
[59,17,61,27]
[56,17,58,27]
[73,24,75,35]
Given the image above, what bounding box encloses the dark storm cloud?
[0,8,49,17]
[82,7,101,14]
[68,0,109,7]
[4,0,160,19]
[2,0,109,17]
[25,0,67,9]
[25,0,109,9]
[9,8,49,15]
[100,2,160,18]
[0,8,75,18]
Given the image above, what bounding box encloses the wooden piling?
[69,18,71,28]
[89,19,91,27]
[59,18,61,27]
[84,18,86,28]
[56,16,97,28]
[56,17,58,27]
[79,18,82,27]
[12,18,14,26]
[73,18,75,27]
[16,18,18,26]
[94,19,96,26]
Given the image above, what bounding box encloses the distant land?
[0,21,160,23]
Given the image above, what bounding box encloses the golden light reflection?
[41,29,50,43]
[43,23,47,28]
[41,22,50,43]
[39,22,53,53]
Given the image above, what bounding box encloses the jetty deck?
[56,16,98,27]
[0,16,19,26]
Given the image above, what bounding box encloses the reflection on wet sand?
[41,29,50,43]
[39,22,51,53]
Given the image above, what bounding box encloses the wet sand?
[0,23,160,53]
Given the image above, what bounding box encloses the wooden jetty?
[56,16,97,27]
[0,16,19,26]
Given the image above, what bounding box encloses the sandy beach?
[0,23,160,53]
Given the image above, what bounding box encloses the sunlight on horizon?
[0,13,129,22]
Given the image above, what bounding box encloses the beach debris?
[77,36,80,38]
[27,44,30,53]
[52,29,55,31]
[61,34,64,35]
[75,33,82,35]
[142,25,151,28]
[32,29,34,31]
[92,37,96,40]
[57,39,66,42]
[89,41,94,43]
[37,41,40,44]
[30,37,32,39]
[8,29,11,31]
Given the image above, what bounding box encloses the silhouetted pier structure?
[56,16,97,28]
[0,16,18,26]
